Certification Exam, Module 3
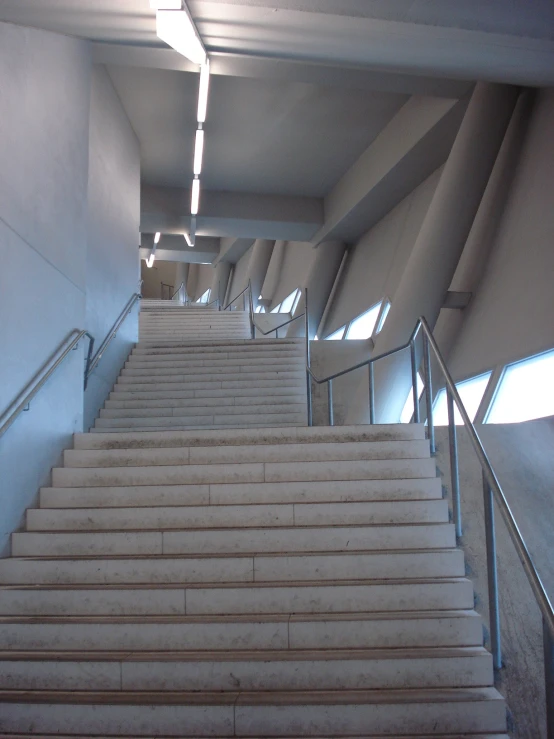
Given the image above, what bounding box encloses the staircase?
[0,306,507,736]
[139,300,252,342]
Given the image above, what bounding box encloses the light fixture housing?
[154,232,161,244]
[156,5,206,65]
[197,60,210,123]
[184,232,194,247]
[191,177,200,215]
[193,128,204,175]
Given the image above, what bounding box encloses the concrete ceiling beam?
[312,95,469,244]
[141,184,323,242]
[139,234,220,264]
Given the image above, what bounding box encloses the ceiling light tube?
[184,232,193,247]
[191,177,200,215]
[197,60,210,123]
[156,5,206,65]
[154,231,161,244]
[193,128,205,176]
[146,253,156,268]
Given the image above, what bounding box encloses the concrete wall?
[446,88,554,381]
[84,65,140,430]
[0,22,91,555]
[269,241,316,310]
[324,167,442,336]
[435,417,554,739]
[0,24,140,553]
[141,260,177,299]
[227,247,252,306]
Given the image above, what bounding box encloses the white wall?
[269,241,316,310]
[447,88,554,381]
[324,166,442,336]
[0,22,91,555]
[0,26,140,554]
[84,65,140,430]
[141,260,177,299]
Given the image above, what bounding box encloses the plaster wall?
[435,418,554,739]
[194,264,214,302]
[324,166,442,336]
[0,22,91,554]
[141,260,177,299]
[446,88,554,381]
[269,241,316,310]
[84,64,140,430]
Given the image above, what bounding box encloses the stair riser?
[0,615,482,651]
[98,404,305,419]
[94,413,306,429]
[52,458,437,487]
[0,654,492,691]
[28,500,449,531]
[125,357,301,369]
[40,478,442,508]
[63,441,431,468]
[0,551,463,584]
[109,386,306,400]
[0,581,474,616]
[11,525,456,557]
[116,371,305,384]
[104,396,304,409]
[0,698,507,736]
[121,365,303,377]
[109,381,306,393]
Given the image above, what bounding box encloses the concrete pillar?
[210,262,232,307]
[346,82,520,424]
[245,240,275,310]
[260,241,286,303]
[287,241,346,339]
[186,263,199,302]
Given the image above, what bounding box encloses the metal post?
[483,471,502,671]
[83,334,95,391]
[447,389,462,537]
[543,619,554,739]
[305,288,312,426]
[422,333,435,454]
[410,340,420,423]
[368,362,375,425]
[328,380,334,426]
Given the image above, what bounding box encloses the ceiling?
[1,0,553,248]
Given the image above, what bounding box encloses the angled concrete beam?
[141,185,323,242]
[139,234,220,264]
[92,43,472,98]
[214,237,256,265]
[312,95,468,244]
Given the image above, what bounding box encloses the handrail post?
[83,334,95,391]
[483,470,502,670]
[305,288,312,427]
[410,340,420,423]
[544,619,554,738]
[368,362,375,425]
[447,389,462,537]
[422,333,435,454]
[328,380,334,426]
[248,280,255,339]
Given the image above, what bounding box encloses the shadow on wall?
[436,418,554,739]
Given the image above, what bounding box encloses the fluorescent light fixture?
[197,60,210,123]
[191,177,200,215]
[193,128,204,175]
[154,232,161,244]
[184,232,193,247]
[145,254,155,268]
[156,6,206,65]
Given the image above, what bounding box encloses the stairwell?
[0,303,508,737]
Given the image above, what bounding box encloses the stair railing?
[0,330,95,440]
[304,289,554,734]
[252,312,305,338]
[222,280,255,339]
[171,282,189,304]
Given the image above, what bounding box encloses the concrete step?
[64,440,430,468]
[125,357,303,370]
[90,421,307,433]
[0,578,475,615]
[73,424,427,449]
[121,364,304,378]
[109,379,306,393]
[128,350,304,362]
[11,523,456,556]
[0,610,483,651]
[29,500,449,530]
[94,411,306,429]
[52,457,437,487]
[0,687,507,736]
[104,394,304,409]
[0,646,492,691]
[109,385,306,400]
[116,370,305,384]
[98,403,305,420]
[40,477,442,509]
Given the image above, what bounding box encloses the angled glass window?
[345,302,382,340]
[255,305,265,314]
[400,372,425,423]
[376,299,391,334]
[486,349,554,423]
[291,289,302,314]
[325,326,346,340]
[197,288,210,304]
[280,289,300,314]
[270,302,281,313]
[433,372,492,426]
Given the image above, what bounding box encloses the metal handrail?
[303,286,554,724]
[85,292,141,385]
[222,283,250,311]
[253,312,305,337]
[171,282,187,302]
[0,329,95,439]
[223,280,255,338]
